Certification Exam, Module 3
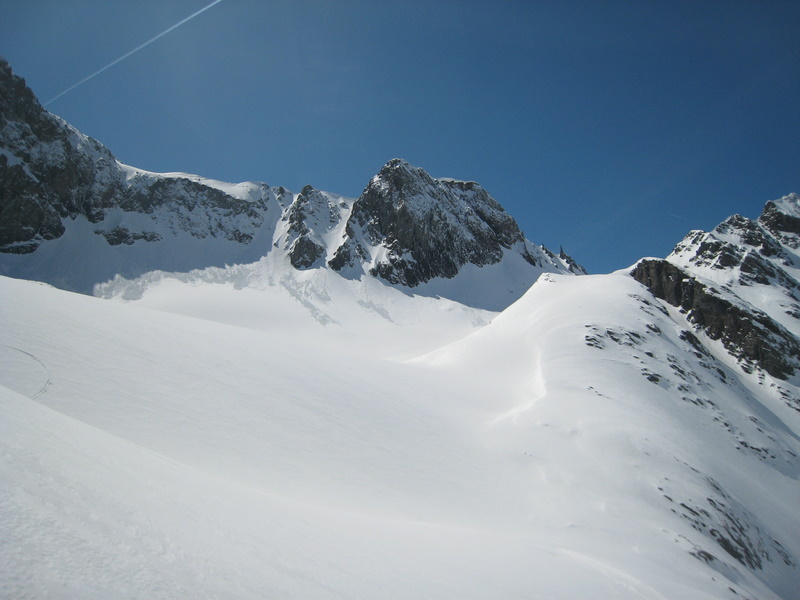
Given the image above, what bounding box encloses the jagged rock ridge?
[0,58,580,305]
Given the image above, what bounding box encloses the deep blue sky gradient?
[2,0,798,273]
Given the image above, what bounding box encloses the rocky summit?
[328,158,584,286]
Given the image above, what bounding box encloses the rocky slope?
[536,194,800,595]
[0,59,579,307]
[631,194,800,409]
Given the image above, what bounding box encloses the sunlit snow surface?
[2,269,799,599]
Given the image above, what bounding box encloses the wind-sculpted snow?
[4,269,800,599]
[418,272,800,598]
[18,275,800,595]
[94,258,495,359]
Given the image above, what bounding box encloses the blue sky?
[2,0,798,273]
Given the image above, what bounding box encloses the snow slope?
[3,268,798,599]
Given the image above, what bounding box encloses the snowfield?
[3,267,798,599]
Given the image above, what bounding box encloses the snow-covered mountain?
[0,59,580,310]
[2,59,800,600]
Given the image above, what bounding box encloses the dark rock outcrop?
[329,159,541,286]
[284,185,339,269]
[631,259,800,379]
[760,194,800,248]
[0,59,124,252]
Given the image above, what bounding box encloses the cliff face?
[631,194,800,384]
[631,258,800,380]
[0,59,122,252]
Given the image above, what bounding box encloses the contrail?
[45,0,226,106]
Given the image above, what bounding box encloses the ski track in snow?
[0,344,52,400]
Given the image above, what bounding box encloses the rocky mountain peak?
[1,59,268,257]
[0,70,124,254]
[328,158,553,287]
[0,57,51,134]
[759,193,800,247]
[667,195,800,288]
[282,184,345,270]
[370,158,429,197]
